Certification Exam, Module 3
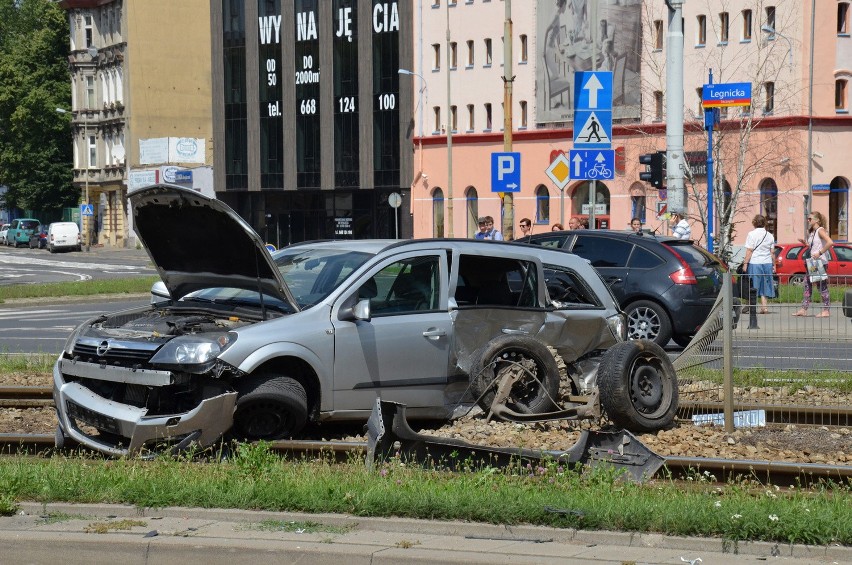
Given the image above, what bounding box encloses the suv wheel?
[469,335,560,415]
[625,300,672,346]
[232,374,308,441]
[598,340,678,432]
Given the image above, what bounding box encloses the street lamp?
[761,25,793,69]
[56,107,91,252]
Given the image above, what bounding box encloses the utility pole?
[502,0,514,240]
[445,4,454,237]
[666,0,686,216]
[588,0,599,229]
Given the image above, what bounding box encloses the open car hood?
[130,184,299,311]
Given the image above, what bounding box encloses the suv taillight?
[662,244,697,285]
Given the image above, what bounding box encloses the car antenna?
[255,248,268,320]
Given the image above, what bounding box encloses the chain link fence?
[672,271,852,430]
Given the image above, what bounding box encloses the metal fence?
[672,271,852,431]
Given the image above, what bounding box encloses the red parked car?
[774,242,852,285]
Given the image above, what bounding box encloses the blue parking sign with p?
[491,152,521,193]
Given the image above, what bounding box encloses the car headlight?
[150,333,237,373]
[607,313,626,342]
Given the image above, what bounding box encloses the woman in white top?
[741,214,777,314]
[793,211,834,317]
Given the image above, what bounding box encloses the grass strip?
[0,276,159,303]
[0,443,849,546]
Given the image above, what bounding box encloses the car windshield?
[274,247,374,308]
[180,287,294,313]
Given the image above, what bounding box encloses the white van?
[47,222,81,253]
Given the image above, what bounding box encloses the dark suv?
[517,230,727,347]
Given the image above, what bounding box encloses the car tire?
[469,334,560,415]
[671,334,693,348]
[788,273,806,286]
[598,340,679,433]
[232,374,308,441]
[625,300,672,346]
[49,244,55,253]
[54,424,78,449]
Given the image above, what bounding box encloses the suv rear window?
[572,235,632,267]
[20,220,39,230]
[665,242,720,267]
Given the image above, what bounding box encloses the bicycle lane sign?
[569,149,615,180]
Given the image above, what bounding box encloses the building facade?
[210,0,414,247]
[59,0,213,248]
[409,0,851,249]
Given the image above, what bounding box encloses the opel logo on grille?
[96,340,111,357]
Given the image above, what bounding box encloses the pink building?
[406,1,851,253]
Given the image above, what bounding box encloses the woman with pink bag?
[793,211,834,317]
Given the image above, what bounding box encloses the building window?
[742,9,753,41]
[467,104,474,130]
[450,105,457,132]
[654,91,663,120]
[433,106,441,133]
[519,100,527,128]
[432,188,445,238]
[84,14,93,48]
[696,15,707,46]
[839,3,850,34]
[836,79,848,111]
[764,81,775,114]
[450,41,457,69]
[719,12,729,43]
[484,102,492,130]
[520,34,528,62]
[465,186,478,237]
[466,40,474,66]
[432,43,440,70]
[535,185,550,223]
[85,75,96,109]
[87,134,97,169]
[654,20,663,50]
[765,6,776,35]
[696,87,703,116]
[484,38,492,65]
[631,195,646,223]
[720,105,728,119]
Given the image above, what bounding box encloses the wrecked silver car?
[53,184,678,456]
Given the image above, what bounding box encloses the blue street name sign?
[569,149,615,180]
[80,204,93,217]
[702,82,752,107]
[491,152,521,193]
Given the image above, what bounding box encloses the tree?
[0,0,74,214]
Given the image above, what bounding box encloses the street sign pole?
[705,70,718,252]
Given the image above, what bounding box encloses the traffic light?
[639,151,665,189]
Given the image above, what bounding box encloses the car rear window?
[627,246,664,268]
[665,242,720,267]
[571,235,632,267]
[523,234,569,249]
[21,220,39,229]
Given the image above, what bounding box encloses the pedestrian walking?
[518,218,532,239]
[630,217,643,235]
[671,211,691,240]
[485,216,503,240]
[552,223,564,231]
[793,211,834,317]
[741,214,776,314]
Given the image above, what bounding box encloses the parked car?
[516,230,727,347]
[28,226,48,249]
[775,242,852,285]
[47,221,82,253]
[53,184,679,457]
[5,218,40,247]
[0,224,9,245]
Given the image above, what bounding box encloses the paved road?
[0,245,154,285]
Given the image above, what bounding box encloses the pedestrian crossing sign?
[573,110,611,149]
[80,204,93,217]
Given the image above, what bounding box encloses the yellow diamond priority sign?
[545,153,572,190]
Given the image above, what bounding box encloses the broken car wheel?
[469,334,560,415]
[598,340,678,433]
[232,374,308,441]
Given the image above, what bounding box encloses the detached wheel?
[469,334,560,415]
[232,375,307,441]
[598,340,678,432]
[625,300,672,346]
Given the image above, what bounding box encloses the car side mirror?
[151,281,171,304]
[340,298,372,322]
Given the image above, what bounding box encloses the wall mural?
[536,0,642,124]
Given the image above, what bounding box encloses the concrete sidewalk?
[0,503,847,564]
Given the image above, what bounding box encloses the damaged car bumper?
[53,358,237,456]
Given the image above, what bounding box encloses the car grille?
[72,342,154,366]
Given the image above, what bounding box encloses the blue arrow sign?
[574,71,613,110]
[80,204,93,217]
[568,149,615,180]
[491,152,521,193]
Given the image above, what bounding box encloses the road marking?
[0,256,149,271]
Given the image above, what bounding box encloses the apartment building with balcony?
[58,0,213,248]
